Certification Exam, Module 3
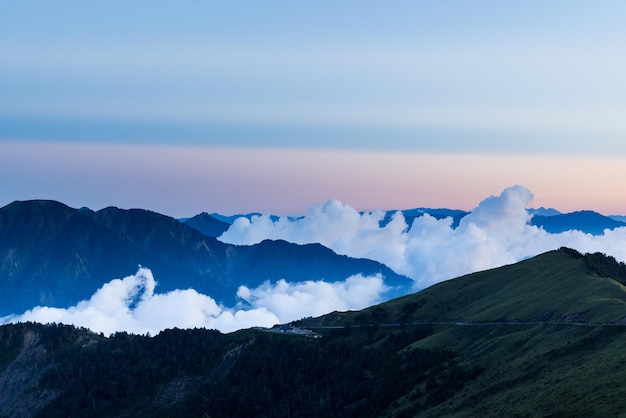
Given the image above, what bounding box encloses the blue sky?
[2,1,626,216]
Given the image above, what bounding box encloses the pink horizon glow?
[1,140,625,218]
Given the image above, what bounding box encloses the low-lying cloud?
[219,185,626,289]
[237,274,387,321]
[1,269,386,335]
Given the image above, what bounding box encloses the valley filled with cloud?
[4,185,626,335]
[2,269,387,335]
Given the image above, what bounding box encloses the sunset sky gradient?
[2,1,626,216]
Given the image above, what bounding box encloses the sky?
[2,1,626,217]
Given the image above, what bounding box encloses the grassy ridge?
[406,249,626,323]
[303,248,626,326]
[414,324,626,417]
[296,248,626,416]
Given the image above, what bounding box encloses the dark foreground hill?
[3,248,626,417]
[0,200,410,315]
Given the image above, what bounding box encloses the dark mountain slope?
[531,210,626,235]
[4,250,626,416]
[182,212,231,238]
[86,206,229,289]
[0,200,143,310]
[89,205,407,292]
[0,200,410,315]
[226,239,410,289]
[0,321,481,418]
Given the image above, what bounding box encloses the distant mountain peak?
[528,207,561,217]
[183,212,231,238]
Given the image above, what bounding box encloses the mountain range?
[4,198,625,319]
[2,248,626,416]
[195,206,626,237]
[380,207,626,235]
[0,200,410,316]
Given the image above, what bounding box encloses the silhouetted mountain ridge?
[0,200,410,316]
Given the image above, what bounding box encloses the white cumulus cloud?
[236,273,387,322]
[1,268,387,335]
[219,185,626,289]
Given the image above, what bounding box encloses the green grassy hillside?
[305,248,626,327]
[297,247,626,417]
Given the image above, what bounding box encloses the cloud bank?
[219,185,626,288]
[1,269,386,336]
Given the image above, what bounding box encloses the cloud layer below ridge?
[219,185,626,288]
[1,269,387,335]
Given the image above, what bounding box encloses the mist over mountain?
[379,208,469,229]
[219,186,626,288]
[209,212,281,225]
[0,200,409,317]
[3,249,626,417]
[3,267,390,335]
